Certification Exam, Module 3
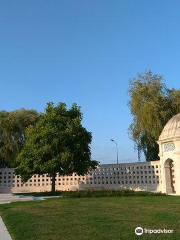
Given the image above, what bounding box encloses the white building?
[0,113,180,194]
[158,113,180,195]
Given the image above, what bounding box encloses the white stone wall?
[0,161,162,193]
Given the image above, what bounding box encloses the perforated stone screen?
[164,142,175,152]
[0,161,162,193]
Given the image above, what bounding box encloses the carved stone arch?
[164,159,175,194]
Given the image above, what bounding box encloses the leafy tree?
[128,70,180,161]
[16,102,97,192]
[0,109,40,167]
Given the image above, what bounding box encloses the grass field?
[0,196,180,240]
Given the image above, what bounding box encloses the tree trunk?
[51,173,56,192]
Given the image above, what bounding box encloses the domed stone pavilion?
[158,113,180,194]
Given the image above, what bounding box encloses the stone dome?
[159,113,180,142]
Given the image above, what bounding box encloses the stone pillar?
[160,159,166,193]
[164,165,173,194]
[173,159,180,194]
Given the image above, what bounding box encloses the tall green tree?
[0,109,40,167]
[16,102,97,192]
[128,70,180,161]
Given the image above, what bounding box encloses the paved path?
[0,216,12,240]
[0,194,61,204]
[0,194,34,204]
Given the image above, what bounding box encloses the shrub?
[15,191,62,197]
[61,189,166,198]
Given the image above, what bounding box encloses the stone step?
[0,194,14,196]
[0,194,20,199]
[0,194,33,203]
[0,198,32,203]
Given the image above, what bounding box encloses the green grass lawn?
[0,196,180,240]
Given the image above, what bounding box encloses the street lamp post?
[110,139,119,165]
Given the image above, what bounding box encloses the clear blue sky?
[1,0,180,164]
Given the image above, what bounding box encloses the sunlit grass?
[0,196,180,240]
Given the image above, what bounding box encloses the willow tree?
[16,102,97,192]
[0,109,40,167]
[128,70,180,161]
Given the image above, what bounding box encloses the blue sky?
[1,0,180,164]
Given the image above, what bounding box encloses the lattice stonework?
[164,142,175,152]
[0,161,162,193]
